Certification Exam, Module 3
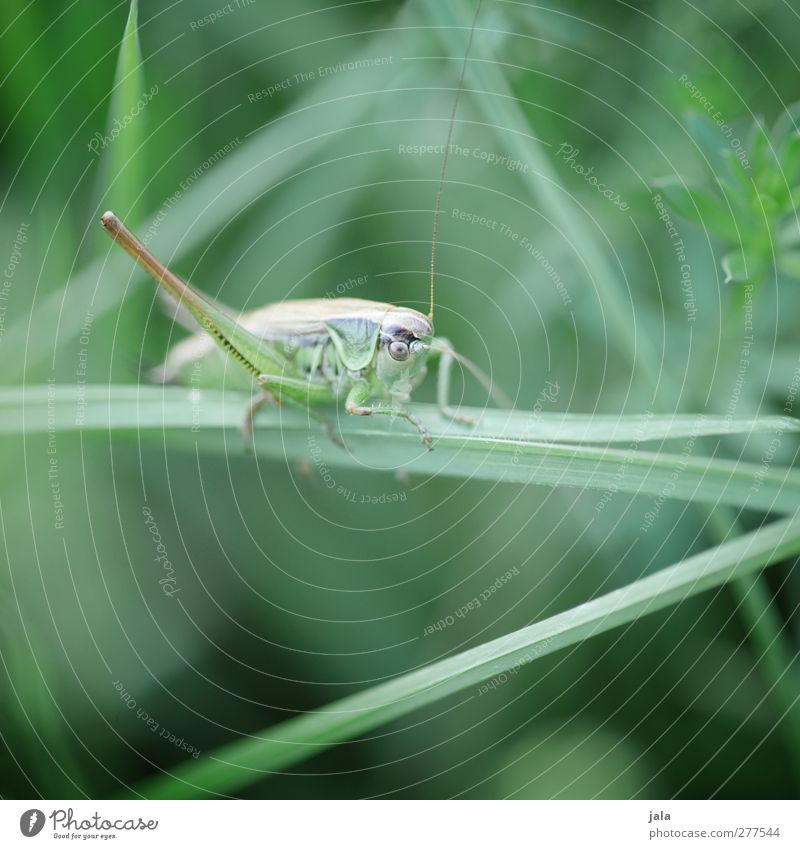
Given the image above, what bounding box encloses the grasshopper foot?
[402,409,432,449]
[418,424,433,449]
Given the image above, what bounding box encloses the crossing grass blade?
[134,512,800,798]
[96,0,146,223]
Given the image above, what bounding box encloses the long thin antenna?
[428,0,484,323]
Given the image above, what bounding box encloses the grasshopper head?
[375,307,433,398]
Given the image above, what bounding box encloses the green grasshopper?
[99,1,500,449]
[100,211,503,449]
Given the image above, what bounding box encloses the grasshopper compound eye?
[388,341,410,361]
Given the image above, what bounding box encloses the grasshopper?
[99,1,499,449]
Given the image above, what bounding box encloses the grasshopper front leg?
[345,381,433,449]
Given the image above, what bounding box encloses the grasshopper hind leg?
[311,411,346,451]
[253,373,346,451]
[241,388,279,453]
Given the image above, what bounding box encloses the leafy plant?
[657,106,800,285]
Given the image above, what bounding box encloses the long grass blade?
[96,0,146,223]
[4,385,799,514]
[135,512,800,798]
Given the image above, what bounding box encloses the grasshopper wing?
[245,298,390,371]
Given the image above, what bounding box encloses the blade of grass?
[96,0,146,223]
[730,570,800,746]
[4,385,798,444]
[3,385,799,514]
[134,512,800,798]
[0,629,88,797]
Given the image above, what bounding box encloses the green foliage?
[137,511,800,798]
[1,0,798,802]
[99,0,147,222]
[659,106,800,286]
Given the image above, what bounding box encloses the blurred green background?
[1,0,799,799]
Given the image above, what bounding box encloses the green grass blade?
[4,385,799,513]
[729,570,800,766]
[96,0,146,223]
[4,385,798,444]
[134,512,800,798]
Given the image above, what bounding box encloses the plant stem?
[707,504,800,779]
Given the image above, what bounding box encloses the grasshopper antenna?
[428,0,484,323]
